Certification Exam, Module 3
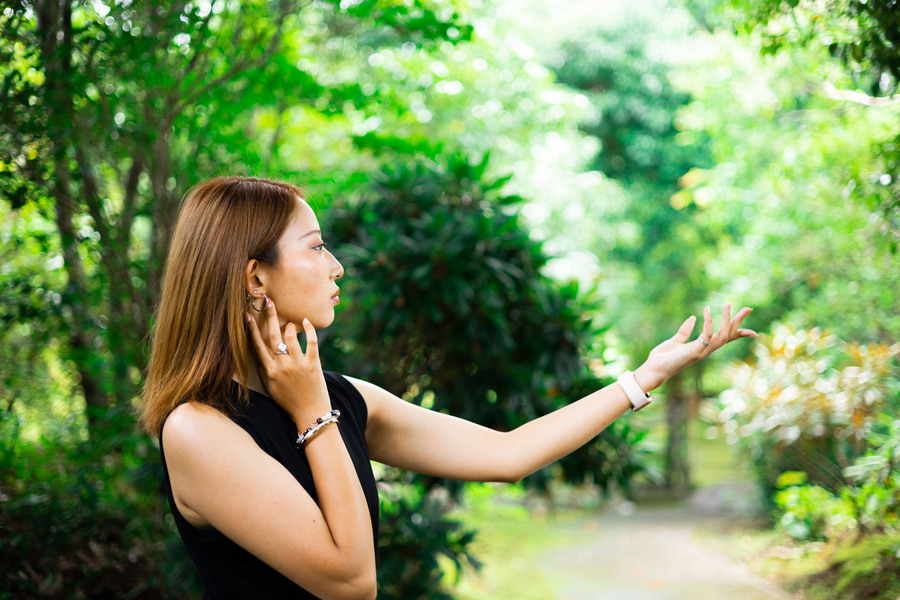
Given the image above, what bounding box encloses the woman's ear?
[245,259,266,296]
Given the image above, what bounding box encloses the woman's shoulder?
[162,401,249,453]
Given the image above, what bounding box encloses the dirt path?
[534,483,796,600]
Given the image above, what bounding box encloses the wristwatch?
[617,370,653,412]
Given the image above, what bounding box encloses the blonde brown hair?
[140,176,303,435]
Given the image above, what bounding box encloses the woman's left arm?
[358,304,755,483]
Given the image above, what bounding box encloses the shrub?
[375,475,481,600]
[0,412,195,600]
[708,324,898,496]
[773,471,849,541]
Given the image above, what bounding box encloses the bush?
[708,324,898,496]
[773,471,848,541]
[773,415,900,544]
[375,475,481,600]
[323,153,656,496]
[0,410,197,600]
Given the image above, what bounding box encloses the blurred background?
[1,0,898,598]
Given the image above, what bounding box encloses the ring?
[698,336,709,347]
[274,342,289,355]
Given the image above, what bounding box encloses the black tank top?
[159,371,379,599]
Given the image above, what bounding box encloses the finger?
[283,321,302,354]
[302,318,319,360]
[720,303,732,336]
[672,315,696,343]
[265,297,282,349]
[730,307,753,328]
[701,305,713,341]
[246,314,274,369]
[737,328,758,337]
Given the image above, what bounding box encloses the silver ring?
[698,336,709,347]
[274,342,289,355]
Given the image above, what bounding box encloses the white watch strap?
[617,370,653,412]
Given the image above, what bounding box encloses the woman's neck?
[233,352,268,395]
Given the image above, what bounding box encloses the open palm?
[636,304,757,392]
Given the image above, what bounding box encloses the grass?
[448,418,900,600]
[449,419,767,599]
[449,484,605,600]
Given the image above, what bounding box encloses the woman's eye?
[313,243,327,251]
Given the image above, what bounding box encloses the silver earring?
[248,292,268,312]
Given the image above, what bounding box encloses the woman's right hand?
[246,300,331,424]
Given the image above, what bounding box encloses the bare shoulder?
[161,401,270,528]
[164,402,237,442]
[162,402,256,468]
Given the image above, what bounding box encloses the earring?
[248,291,268,312]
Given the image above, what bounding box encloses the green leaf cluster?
[322,154,653,494]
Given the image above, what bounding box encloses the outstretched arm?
[360,304,755,483]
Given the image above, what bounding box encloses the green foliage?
[771,418,900,582]
[719,0,899,93]
[376,478,481,600]
[325,154,594,405]
[550,2,714,342]
[774,471,847,541]
[682,0,900,253]
[323,153,655,497]
[821,533,900,600]
[555,419,664,499]
[0,409,195,599]
[839,415,900,536]
[547,1,720,492]
[710,324,899,495]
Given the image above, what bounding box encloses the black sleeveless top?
[159,371,379,600]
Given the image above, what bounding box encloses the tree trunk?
[664,370,691,495]
[38,0,111,435]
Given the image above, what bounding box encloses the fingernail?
[267,297,273,308]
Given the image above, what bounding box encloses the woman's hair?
[140,176,303,435]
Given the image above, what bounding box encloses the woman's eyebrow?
[299,229,321,240]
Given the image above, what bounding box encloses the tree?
[0,0,302,435]
[0,0,474,437]
[548,0,715,493]
[1,2,481,596]
[322,152,658,496]
[693,0,900,225]
[672,1,900,344]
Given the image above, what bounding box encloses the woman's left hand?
[634,303,757,392]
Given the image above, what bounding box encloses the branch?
[165,0,301,127]
[120,151,144,241]
[74,143,146,313]
[822,81,899,107]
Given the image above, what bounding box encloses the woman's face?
[255,197,344,329]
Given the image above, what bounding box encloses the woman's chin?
[309,312,336,330]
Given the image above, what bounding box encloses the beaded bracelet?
[295,409,341,448]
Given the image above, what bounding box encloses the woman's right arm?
[162,310,376,600]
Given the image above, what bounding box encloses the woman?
[141,175,756,600]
